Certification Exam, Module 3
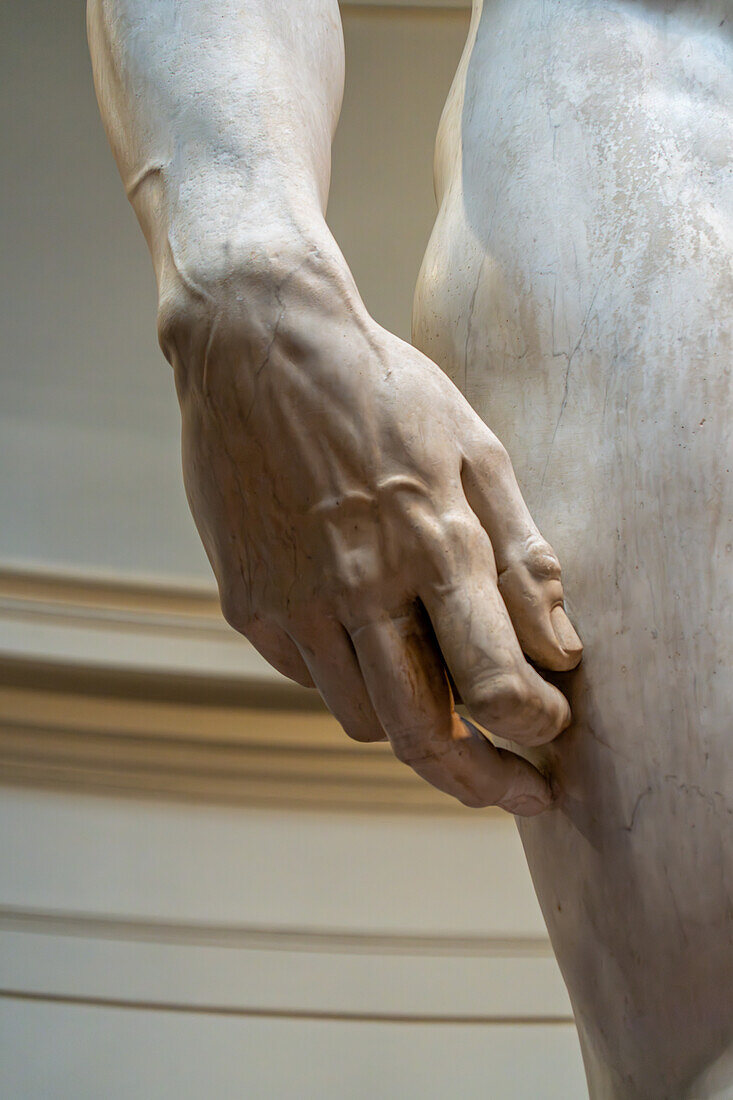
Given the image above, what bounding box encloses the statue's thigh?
[509,313,733,1099]
[414,10,733,1093]
[416,197,733,1099]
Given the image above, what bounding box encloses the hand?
[163,244,582,813]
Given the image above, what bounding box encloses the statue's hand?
[162,245,582,813]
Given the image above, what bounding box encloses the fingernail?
[550,605,583,659]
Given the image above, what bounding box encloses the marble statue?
[87,1,732,1095]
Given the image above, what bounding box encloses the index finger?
[460,429,582,672]
[419,520,571,746]
[348,606,556,813]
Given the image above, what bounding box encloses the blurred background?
[0,0,586,1095]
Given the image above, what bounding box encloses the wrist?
[156,221,368,390]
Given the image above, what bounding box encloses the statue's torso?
[413,1,733,1094]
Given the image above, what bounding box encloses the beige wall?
[330,7,469,339]
[0,3,588,1096]
[0,788,587,1100]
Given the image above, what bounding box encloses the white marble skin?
[88,0,732,1094]
[88,0,582,815]
[415,1,733,1095]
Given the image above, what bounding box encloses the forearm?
[87,0,348,312]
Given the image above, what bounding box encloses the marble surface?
[414,0,733,1095]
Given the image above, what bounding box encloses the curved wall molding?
[0,566,473,813]
[0,906,569,1023]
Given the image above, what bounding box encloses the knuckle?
[390,727,431,767]
[410,508,446,558]
[523,537,562,582]
[218,589,251,634]
[466,433,512,479]
[439,509,483,549]
[335,700,386,745]
[332,556,380,604]
[498,538,564,606]
[289,668,316,690]
[420,510,488,588]
[343,723,385,745]
[467,669,537,725]
[456,790,490,809]
[485,434,512,470]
